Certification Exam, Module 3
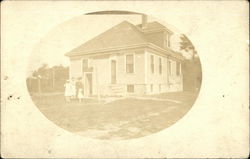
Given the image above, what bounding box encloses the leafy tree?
[32,63,49,79]
[179,34,202,91]
[179,34,197,60]
[28,64,69,93]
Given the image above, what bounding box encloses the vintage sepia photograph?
[26,11,202,140]
[2,1,249,158]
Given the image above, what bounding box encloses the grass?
[31,91,198,140]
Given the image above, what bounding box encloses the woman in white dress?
[64,80,71,102]
[77,88,84,103]
[70,78,76,100]
[71,83,76,100]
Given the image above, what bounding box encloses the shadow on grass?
[30,91,198,140]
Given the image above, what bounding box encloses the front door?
[85,73,92,96]
[111,60,116,84]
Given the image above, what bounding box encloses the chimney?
[141,14,147,29]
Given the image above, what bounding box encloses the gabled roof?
[65,21,148,56]
[136,21,173,34]
[65,20,180,59]
[137,21,165,30]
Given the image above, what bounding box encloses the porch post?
[95,65,101,102]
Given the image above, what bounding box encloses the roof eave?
[65,43,149,57]
[147,43,184,60]
[65,43,184,60]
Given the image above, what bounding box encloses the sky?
[27,14,189,75]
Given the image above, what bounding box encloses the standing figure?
[64,80,71,102]
[77,88,84,103]
[76,77,84,102]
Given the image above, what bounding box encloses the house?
[65,15,184,96]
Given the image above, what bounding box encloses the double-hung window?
[176,62,181,76]
[151,55,154,74]
[159,57,162,74]
[82,59,88,73]
[126,54,134,73]
[167,60,172,75]
[165,33,170,48]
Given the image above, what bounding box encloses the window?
[151,55,154,73]
[167,60,172,75]
[159,57,162,74]
[82,59,88,73]
[151,84,153,92]
[111,60,116,84]
[166,33,170,47]
[176,62,181,76]
[126,54,134,73]
[127,85,134,93]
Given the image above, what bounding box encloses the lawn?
[31,91,198,140]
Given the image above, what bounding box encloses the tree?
[28,64,69,93]
[179,34,202,91]
[179,34,197,60]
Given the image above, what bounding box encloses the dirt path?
[75,104,178,140]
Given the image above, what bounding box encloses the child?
[77,88,84,103]
[64,80,71,102]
